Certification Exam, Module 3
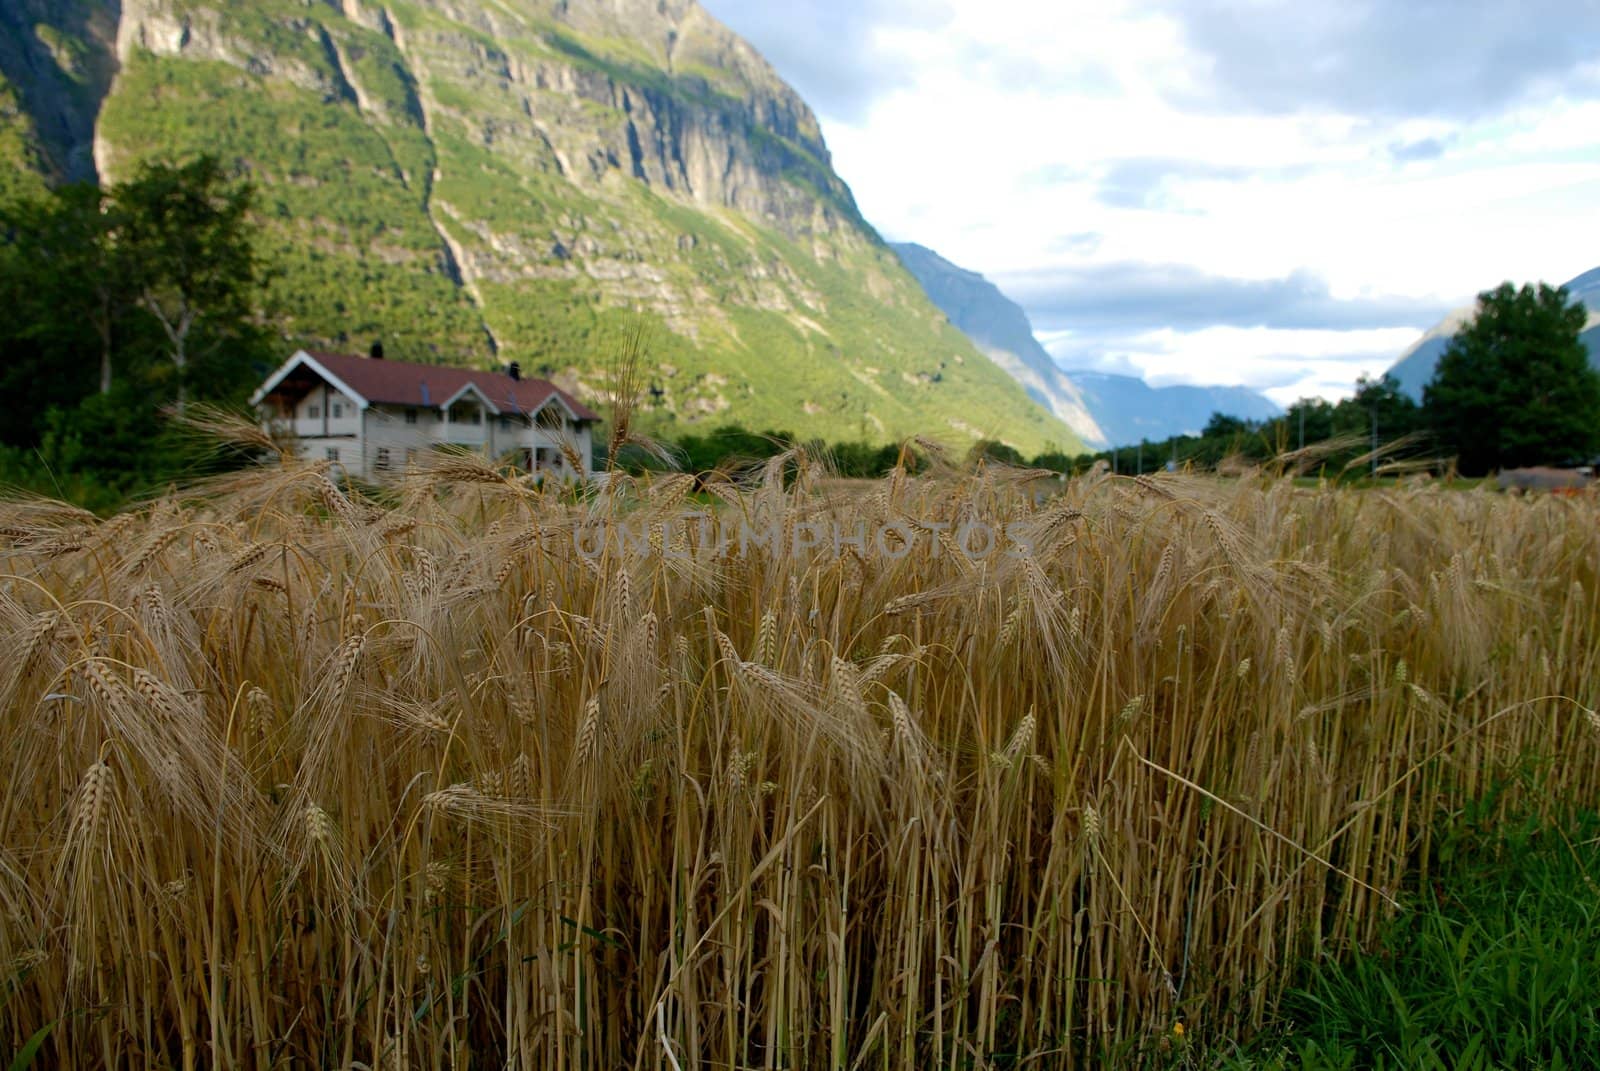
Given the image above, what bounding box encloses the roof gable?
[253,350,599,421]
[250,350,370,409]
[440,380,501,414]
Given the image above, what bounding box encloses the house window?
[332,402,344,419]
[376,447,391,471]
[536,405,564,429]
[325,447,339,462]
[470,409,482,426]
[497,414,511,431]
[405,408,417,425]
[308,405,321,419]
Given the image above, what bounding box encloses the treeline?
[1068,282,1600,481]
[616,283,1599,482]
[1067,373,1428,480]
[4,153,1596,508]
[0,157,271,509]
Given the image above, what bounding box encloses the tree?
[0,183,139,397]
[1285,397,1336,450]
[115,156,262,412]
[0,155,271,505]
[1349,373,1420,436]
[1201,412,1252,439]
[1340,373,1422,475]
[1424,282,1599,475]
[968,439,1024,467]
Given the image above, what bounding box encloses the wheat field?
[2,444,1598,1069]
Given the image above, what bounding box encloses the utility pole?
[1370,407,1378,480]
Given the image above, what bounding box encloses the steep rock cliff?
[893,241,1109,447]
[0,0,1080,453]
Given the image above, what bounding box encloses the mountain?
[892,241,1282,447]
[891,242,1108,447]
[1388,267,1600,400]
[0,0,1080,455]
[1068,372,1283,447]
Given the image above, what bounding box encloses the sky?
[699,0,1600,404]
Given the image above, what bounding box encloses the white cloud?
[1040,325,1418,404]
[703,0,1600,401]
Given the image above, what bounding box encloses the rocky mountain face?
[894,240,1283,448]
[1388,266,1600,400]
[0,0,1080,454]
[0,0,119,196]
[892,242,1109,447]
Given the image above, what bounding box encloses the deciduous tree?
[115,156,261,412]
[1424,283,1599,475]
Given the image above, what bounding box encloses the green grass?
[1213,799,1600,1070]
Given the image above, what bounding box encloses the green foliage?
[0,185,123,442]
[114,155,265,406]
[824,438,910,478]
[0,78,50,203]
[6,1021,54,1071]
[1047,374,1428,479]
[100,50,489,362]
[81,6,1079,456]
[668,425,795,474]
[1030,449,1076,474]
[0,153,274,509]
[1425,282,1600,475]
[1232,808,1600,1070]
[1350,372,1422,437]
[969,439,1024,466]
[614,423,921,479]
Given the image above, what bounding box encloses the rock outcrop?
[0,0,1080,453]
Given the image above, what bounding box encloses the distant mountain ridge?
[1388,266,1600,400]
[1067,372,1283,447]
[892,241,1283,448]
[0,0,1080,454]
[890,242,1108,446]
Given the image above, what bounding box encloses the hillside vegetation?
[0,0,1079,454]
[2,445,1597,1067]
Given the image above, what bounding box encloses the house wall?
[285,383,361,440]
[363,405,432,478]
[289,435,363,473]
[361,404,594,480]
[259,368,595,481]
[273,382,366,474]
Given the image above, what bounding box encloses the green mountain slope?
[0,0,1080,455]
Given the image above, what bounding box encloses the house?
[250,347,599,480]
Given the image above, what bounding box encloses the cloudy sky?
[700,0,1600,403]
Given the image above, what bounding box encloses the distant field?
[2,450,1597,1068]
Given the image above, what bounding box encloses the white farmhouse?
[251,347,599,480]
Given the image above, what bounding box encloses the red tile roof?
[297,350,599,421]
